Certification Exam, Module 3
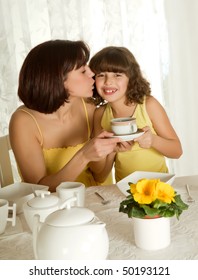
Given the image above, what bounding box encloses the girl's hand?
[133,126,153,148]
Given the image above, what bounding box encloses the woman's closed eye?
[80,66,86,74]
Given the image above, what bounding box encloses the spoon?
[95,192,110,205]
[185,184,195,203]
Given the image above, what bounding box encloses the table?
[0,175,198,260]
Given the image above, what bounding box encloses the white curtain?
[2,0,194,177]
[164,0,198,176]
[0,0,167,131]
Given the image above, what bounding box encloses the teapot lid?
[27,190,59,209]
[45,207,95,227]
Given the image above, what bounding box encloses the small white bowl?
[0,182,49,214]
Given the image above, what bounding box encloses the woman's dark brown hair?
[89,46,151,106]
[18,40,90,113]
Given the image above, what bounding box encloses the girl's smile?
[95,72,129,100]
[102,87,117,95]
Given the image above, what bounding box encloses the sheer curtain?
[164,0,198,176]
[1,0,185,177]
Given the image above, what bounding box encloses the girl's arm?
[134,96,182,158]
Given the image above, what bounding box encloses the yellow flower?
[130,179,159,204]
[155,181,175,203]
[120,178,188,219]
[129,183,136,194]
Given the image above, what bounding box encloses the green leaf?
[174,195,189,210]
[126,190,131,195]
[141,205,160,216]
[160,208,175,218]
[152,199,168,209]
[131,207,145,218]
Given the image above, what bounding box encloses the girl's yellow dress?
[101,98,168,182]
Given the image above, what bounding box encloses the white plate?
[109,129,145,141]
[116,171,175,196]
[0,182,49,214]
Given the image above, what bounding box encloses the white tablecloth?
[0,175,198,260]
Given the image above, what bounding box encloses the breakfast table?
[0,175,198,260]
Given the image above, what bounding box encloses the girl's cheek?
[95,81,100,88]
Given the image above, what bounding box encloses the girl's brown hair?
[89,46,151,105]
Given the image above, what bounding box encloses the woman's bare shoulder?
[9,106,38,134]
[10,106,25,121]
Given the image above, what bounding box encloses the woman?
[89,46,182,183]
[9,40,120,192]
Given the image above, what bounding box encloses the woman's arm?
[88,106,115,183]
[89,106,134,183]
[89,151,116,183]
[89,106,131,183]
[134,96,182,158]
[9,110,120,192]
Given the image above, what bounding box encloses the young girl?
[9,40,120,192]
[89,46,182,183]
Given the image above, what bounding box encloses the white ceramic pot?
[133,216,171,250]
[23,190,61,232]
[33,198,109,260]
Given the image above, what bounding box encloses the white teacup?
[110,117,137,135]
[56,182,85,207]
[0,199,16,234]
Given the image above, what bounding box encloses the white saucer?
[110,129,144,141]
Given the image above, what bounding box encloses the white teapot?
[33,197,109,260]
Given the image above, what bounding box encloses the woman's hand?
[82,130,121,162]
[115,140,134,152]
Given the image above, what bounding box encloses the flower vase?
[133,216,170,250]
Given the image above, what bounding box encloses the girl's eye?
[115,73,123,77]
[96,73,104,78]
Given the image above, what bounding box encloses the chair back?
[0,135,14,187]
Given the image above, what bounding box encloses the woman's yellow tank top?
[101,99,168,182]
[19,99,109,187]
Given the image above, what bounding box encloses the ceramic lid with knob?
[45,207,95,227]
[27,190,59,209]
